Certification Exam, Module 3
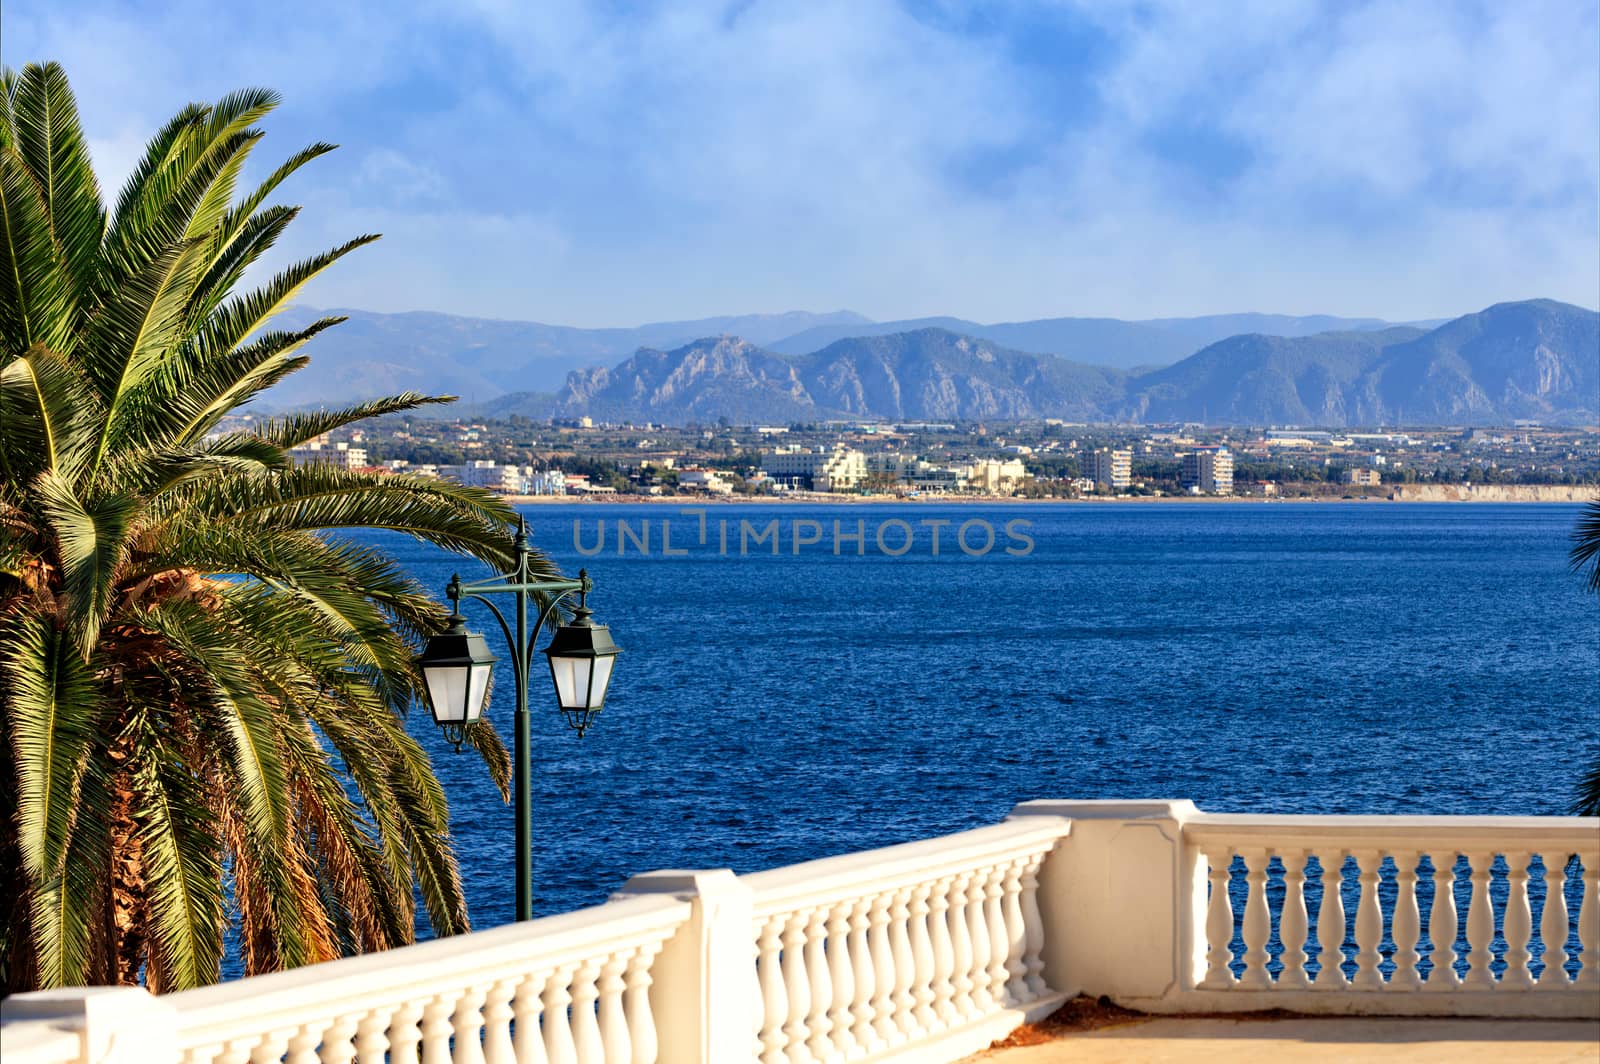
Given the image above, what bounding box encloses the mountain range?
[265,305,1437,409]
[264,299,1597,427]
[484,299,1596,427]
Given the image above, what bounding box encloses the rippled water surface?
[356,502,1600,931]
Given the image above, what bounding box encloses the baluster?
[420,995,456,1064]
[215,1040,254,1064]
[1352,850,1384,988]
[1278,850,1310,989]
[1503,851,1536,989]
[1536,857,1574,985]
[1579,859,1600,989]
[321,1013,361,1064]
[354,1009,391,1064]
[1464,855,1496,988]
[1317,853,1347,988]
[482,979,518,1064]
[514,972,550,1064]
[781,909,814,1063]
[927,877,958,1026]
[803,907,834,1061]
[1539,854,1572,988]
[946,874,976,1016]
[757,915,790,1064]
[1020,854,1048,999]
[965,872,994,1012]
[868,892,899,1043]
[1239,849,1272,988]
[572,959,605,1063]
[543,965,580,1064]
[889,887,917,1038]
[248,1030,295,1064]
[625,944,661,1064]
[824,902,857,1060]
[285,1024,323,1064]
[907,883,938,1028]
[984,868,1011,1007]
[847,899,879,1053]
[451,986,488,1064]
[1427,855,1460,990]
[1390,850,1423,990]
[598,951,633,1064]
[1000,861,1029,1004]
[1200,846,1235,988]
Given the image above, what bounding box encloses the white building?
[761,446,867,492]
[1181,447,1234,495]
[965,458,1028,495]
[527,470,568,496]
[436,461,530,494]
[1085,448,1133,491]
[678,469,736,495]
[289,441,368,470]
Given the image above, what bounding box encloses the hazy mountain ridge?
[264,306,870,408]
[265,304,1441,409]
[524,300,1598,426]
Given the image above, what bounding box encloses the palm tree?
[0,62,540,992]
[1571,500,1600,815]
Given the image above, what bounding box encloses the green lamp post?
[415,517,621,921]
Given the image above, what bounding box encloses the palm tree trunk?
[106,743,146,986]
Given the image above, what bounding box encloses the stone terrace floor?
[966,1016,1600,1063]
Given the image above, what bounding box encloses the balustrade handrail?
[1181,811,1600,851]
[167,893,689,1049]
[742,818,1072,918]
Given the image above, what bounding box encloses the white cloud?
[6,0,1596,324]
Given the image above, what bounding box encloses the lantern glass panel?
[548,654,592,710]
[466,661,492,723]
[586,654,615,708]
[425,666,471,724]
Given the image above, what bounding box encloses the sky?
[5,0,1598,327]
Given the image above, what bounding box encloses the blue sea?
[363,502,1600,932]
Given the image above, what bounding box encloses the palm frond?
[33,472,140,654]
[1569,500,1600,595]
[0,610,101,880]
[0,138,76,355]
[9,62,104,310]
[132,741,224,991]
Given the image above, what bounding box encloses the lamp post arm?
[458,591,522,687]
[525,588,583,664]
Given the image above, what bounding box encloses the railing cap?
[1010,799,1200,822]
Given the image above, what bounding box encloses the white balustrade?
[741,819,1069,1063]
[1182,812,1600,1014]
[4,802,1595,1064]
[163,895,688,1064]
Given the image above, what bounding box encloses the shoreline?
[502,488,1598,506]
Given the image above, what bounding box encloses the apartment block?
[1181,447,1234,495]
[1085,448,1132,491]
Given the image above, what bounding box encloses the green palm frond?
[254,392,455,451]
[9,62,104,309]
[1572,748,1600,816]
[132,741,225,991]
[34,472,140,654]
[1,611,100,879]
[1570,500,1600,595]
[0,344,103,484]
[0,137,76,355]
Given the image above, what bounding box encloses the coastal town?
[251,414,1600,500]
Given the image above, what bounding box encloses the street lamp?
[415,517,621,921]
